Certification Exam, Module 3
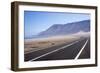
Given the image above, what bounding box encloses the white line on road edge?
[29,40,80,62]
[74,39,88,60]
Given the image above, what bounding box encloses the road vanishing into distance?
[24,37,90,61]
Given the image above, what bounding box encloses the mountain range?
[25,20,90,39]
[37,20,90,37]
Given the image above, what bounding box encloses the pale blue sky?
[24,11,90,37]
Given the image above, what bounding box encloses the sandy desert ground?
[25,36,78,54]
[24,32,90,54]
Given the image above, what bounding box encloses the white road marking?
[29,40,81,62]
[74,39,88,60]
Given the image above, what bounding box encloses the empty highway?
[24,37,90,61]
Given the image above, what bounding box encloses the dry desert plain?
[24,32,90,54]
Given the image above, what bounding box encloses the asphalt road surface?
[24,37,90,61]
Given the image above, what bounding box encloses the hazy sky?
[24,11,90,37]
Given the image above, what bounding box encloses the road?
[24,37,90,61]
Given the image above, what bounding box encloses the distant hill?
[37,20,90,37]
[25,20,90,39]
